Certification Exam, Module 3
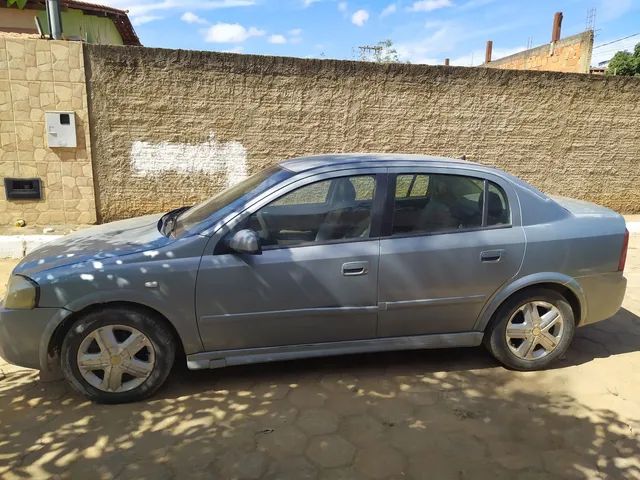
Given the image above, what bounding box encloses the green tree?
[605,42,640,76]
[7,0,28,8]
[373,39,400,63]
[358,39,403,63]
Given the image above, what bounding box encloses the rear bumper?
[0,306,71,370]
[577,272,627,326]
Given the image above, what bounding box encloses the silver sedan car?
[0,154,629,403]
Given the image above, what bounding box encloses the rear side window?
[486,181,510,226]
[395,174,429,198]
[391,174,510,235]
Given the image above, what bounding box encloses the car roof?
[278,153,553,204]
[279,153,487,173]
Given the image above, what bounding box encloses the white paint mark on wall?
[130,133,248,186]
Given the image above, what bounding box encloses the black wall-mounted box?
[4,178,42,200]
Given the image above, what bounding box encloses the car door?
[377,167,526,337]
[195,169,386,351]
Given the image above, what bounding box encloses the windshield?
[174,166,292,236]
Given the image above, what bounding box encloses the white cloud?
[288,28,303,44]
[381,4,397,17]
[338,2,348,12]
[351,9,369,26]
[395,17,530,64]
[303,0,321,6]
[181,11,207,24]
[450,46,525,66]
[395,24,455,63]
[591,36,640,65]
[95,0,255,23]
[458,0,497,10]
[223,46,245,54]
[409,0,452,12]
[204,23,265,43]
[268,34,287,44]
[599,0,634,22]
[131,15,162,26]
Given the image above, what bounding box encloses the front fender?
[62,287,204,355]
[473,272,587,331]
[38,308,74,380]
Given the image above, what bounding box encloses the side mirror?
[228,229,262,254]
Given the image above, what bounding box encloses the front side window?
[243,175,376,248]
[392,173,496,235]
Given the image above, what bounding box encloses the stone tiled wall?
[486,31,593,74]
[85,45,640,221]
[0,35,96,226]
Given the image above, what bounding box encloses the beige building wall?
[0,35,96,226]
[0,9,37,34]
[85,45,640,222]
[486,31,594,74]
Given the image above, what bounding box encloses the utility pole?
[358,45,383,62]
[585,7,596,32]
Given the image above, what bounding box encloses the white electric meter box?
[45,111,77,148]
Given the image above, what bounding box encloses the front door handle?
[342,261,369,276]
[480,249,504,263]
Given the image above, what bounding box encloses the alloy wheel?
[76,325,156,393]
[505,301,565,361]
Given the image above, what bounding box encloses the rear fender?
[473,272,586,331]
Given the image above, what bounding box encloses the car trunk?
[550,195,623,219]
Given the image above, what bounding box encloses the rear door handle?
[480,249,504,263]
[342,261,369,276]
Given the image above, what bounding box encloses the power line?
[593,32,640,49]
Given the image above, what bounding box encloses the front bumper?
[0,306,71,370]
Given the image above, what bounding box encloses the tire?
[484,288,575,371]
[61,306,175,403]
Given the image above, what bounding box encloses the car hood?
[14,213,170,277]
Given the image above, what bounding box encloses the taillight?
[619,228,629,272]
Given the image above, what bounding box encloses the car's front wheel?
[61,306,175,403]
[484,288,575,370]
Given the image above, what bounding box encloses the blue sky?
[100,0,640,66]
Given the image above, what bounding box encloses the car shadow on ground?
[165,307,640,395]
[564,307,640,366]
[1,308,639,478]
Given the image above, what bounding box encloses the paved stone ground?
[0,236,639,480]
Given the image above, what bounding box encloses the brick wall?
[85,45,640,222]
[0,35,96,226]
[486,31,593,74]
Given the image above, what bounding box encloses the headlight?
[4,275,39,309]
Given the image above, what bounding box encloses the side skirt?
[186,331,484,370]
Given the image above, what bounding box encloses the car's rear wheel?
[61,307,175,403]
[484,288,575,370]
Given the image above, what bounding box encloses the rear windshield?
[174,166,293,236]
